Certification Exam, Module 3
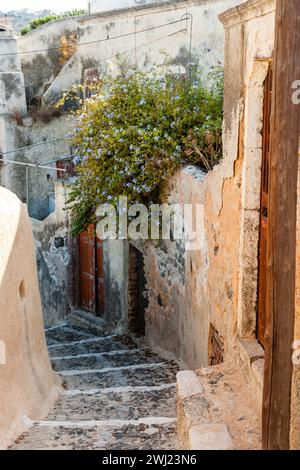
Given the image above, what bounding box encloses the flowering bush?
[67,65,223,235]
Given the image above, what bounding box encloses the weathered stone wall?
[144,158,242,368]
[1,113,75,222]
[2,1,241,333]
[74,0,242,99]
[0,186,60,449]
[0,28,27,216]
[11,115,74,221]
[0,29,27,115]
[147,0,300,447]
[0,25,75,220]
[0,0,242,329]
[17,17,82,104]
[102,239,129,331]
[0,32,74,326]
[1,0,241,228]
[92,0,275,377]
[17,0,242,104]
[31,181,73,326]
[144,0,276,388]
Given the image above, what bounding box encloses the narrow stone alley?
[11,322,180,450]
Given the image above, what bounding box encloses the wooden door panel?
[79,226,105,315]
[258,218,268,345]
[257,66,272,348]
[79,271,95,312]
[79,225,96,313]
[79,242,94,273]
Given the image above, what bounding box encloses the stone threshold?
[177,364,262,450]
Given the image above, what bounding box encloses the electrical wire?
[0,27,186,159]
[0,17,189,57]
[1,136,73,156]
[0,157,68,172]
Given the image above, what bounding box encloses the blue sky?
[0,1,88,13]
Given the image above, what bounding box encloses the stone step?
[60,362,179,390]
[48,335,137,356]
[68,309,111,337]
[59,321,106,337]
[47,385,176,421]
[11,419,178,450]
[46,326,93,346]
[51,348,162,371]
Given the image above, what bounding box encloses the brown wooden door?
[257,66,272,348]
[79,224,105,315]
[56,159,75,179]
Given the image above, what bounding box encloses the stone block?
[251,358,264,389]
[188,424,234,450]
[177,371,204,401]
[239,339,264,365]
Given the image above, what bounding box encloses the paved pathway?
[12,323,180,450]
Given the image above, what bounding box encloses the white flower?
[73,156,82,165]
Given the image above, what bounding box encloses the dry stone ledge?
[177,363,262,450]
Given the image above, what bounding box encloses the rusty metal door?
[257,66,272,348]
[79,225,105,315]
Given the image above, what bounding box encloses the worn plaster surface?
[32,182,73,326]
[16,0,242,104]
[144,0,276,393]
[0,187,60,449]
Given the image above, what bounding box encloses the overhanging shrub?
[65,63,224,235]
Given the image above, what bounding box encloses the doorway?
[79,224,105,315]
[128,245,148,336]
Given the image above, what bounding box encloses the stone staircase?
[11,323,180,450]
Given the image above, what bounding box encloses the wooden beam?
[262,0,300,450]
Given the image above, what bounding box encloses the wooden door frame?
[257,65,273,349]
[262,0,300,450]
